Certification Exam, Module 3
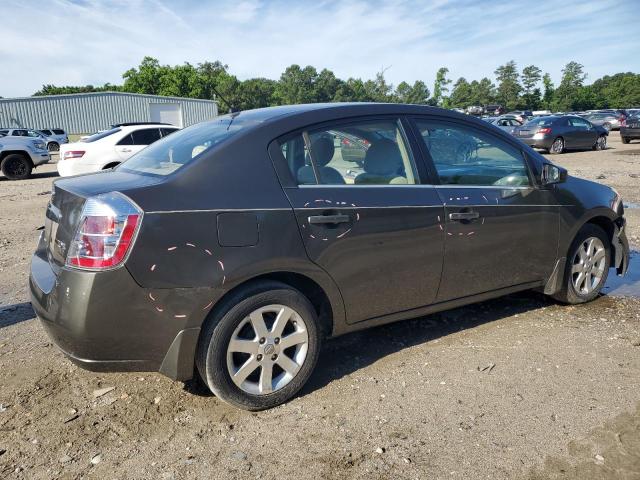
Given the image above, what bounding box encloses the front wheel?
[549,137,564,154]
[1,154,33,180]
[553,224,610,304]
[594,135,607,151]
[47,142,60,152]
[196,282,320,410]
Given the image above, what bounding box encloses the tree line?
[33,57,640,112]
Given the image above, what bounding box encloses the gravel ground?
[0,135,639,479]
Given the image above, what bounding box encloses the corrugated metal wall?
[0,92,218,134]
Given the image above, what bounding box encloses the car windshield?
[525,117,556,126]
[82,128,122,143]
[119,113,259,176]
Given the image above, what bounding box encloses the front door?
[411,117,559,301]
[273,117,445,324]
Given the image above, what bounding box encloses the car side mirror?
[542,164,567,185]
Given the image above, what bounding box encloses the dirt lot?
[1,135,639,479]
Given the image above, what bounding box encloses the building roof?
[0,91,217,104]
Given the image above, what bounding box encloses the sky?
[1,0,639,98]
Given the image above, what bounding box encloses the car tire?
[196,281,321,411]
[552,224,610,305]
[594,135,607,151]
[1,154,33,180]
[47,142,60,152]
[549,137,564,154]
[621,137,630,144]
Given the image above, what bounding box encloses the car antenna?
[210,85,238,115]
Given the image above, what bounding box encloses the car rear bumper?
[29,235,216,380]
[517,135,553,150]
[620,127,640,139]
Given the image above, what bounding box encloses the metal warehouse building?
[0,92,218,134]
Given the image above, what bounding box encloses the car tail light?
[66,192,142,270]
[538,127,552,134]
[63,150,85,160]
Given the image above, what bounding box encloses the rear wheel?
[196,281,321,410]
[621,137,630,144]
[553,224,610,304]
[47,142,60,152]
[549,137,564,154]
[1,154,33,180]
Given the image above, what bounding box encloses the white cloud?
[0,0,637,98]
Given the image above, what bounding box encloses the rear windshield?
[82,128,121,143]
[525,117,556,126]
[119,114,258,176]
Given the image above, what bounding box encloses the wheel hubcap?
[571,237,606,295]
[552,139,563,153]
[226,304,309,395]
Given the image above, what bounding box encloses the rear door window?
[277,119,418,186]
[53,129,65,135]
[130,128,162,145]
[160,128,178,137]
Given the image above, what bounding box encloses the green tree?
[122,57,166,94]
[521,65,542,109]
[494,60,521,110]
[273,65,319,104]
[542,73,554,110]
[432,67,451,107]
[394,80,430,104]
[553,61,587,111]
[449,77,473,107]
[236,78,277,110]
[470,77,496,106]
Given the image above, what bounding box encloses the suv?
[30,104,629,410]
[38,129,69,151]
[0,134,50,179]
[58,124,179,176]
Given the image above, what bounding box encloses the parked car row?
[0,127,68,152]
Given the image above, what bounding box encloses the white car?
[58,123,179,177]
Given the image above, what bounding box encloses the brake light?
[63,150,85,159]
[66,192,142,270]
[538,127,552,134]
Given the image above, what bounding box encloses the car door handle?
[308,214,351,225]
[120,148,132,153]
[449,212,480,221]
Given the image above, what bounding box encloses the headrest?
[311,137,335,167]
[363,140,403,176]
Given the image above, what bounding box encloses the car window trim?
[407,115,538,188]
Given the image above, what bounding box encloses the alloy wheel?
[596,136,607,150]
[571,237,606,295]
[551,138,564,154]
[226,304,309,395]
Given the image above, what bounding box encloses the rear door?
[115,128,162,160]
[271,117,445,324]
[410,117,559,301]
